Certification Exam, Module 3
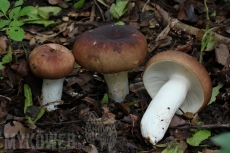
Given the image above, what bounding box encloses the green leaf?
[2,48,12,64]
[208,83,224,105]
[186,130,211,146]
[32,108,45,124]
[204,35,219,51]
[110,0,129,19]
[6,26,24,41]
[110,4,119,19]
[0,12,4,17]
[9,20,24,27]
[0,0,10,14]
[26,107,45,124]
[74,0,85,9]
[160,140,184,153]
[115,21,125,25]
[18,6,34,17]
[9,6,21,20]
[24,84,33,113]
[24,84,45,125]
[26,7,40,19]
[37,8,49,19]
[14,0,23,7]
[211,10,216,17]
[101,93,109,103]
[0,20,9,28]
[0,62,4,70]
[212,133,230,150]
[38,6,61,17]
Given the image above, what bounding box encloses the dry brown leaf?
[169,129,186,140]
[177,1,198,22]
[67,71,94,92]
[101,105,116,125]
[84,144,98,153]
[225,25,230,34]
[48,0,60,5]
[4,121,23,138]
[158,36,172,48]
[169,115,190,127]
[11,59,29,76]
[215,44,229,66]
[202,148,219,153]
[0,37,7,55]
[176,43,192,52]
[68,12,79,17]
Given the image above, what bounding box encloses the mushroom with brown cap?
[29,44,75,111]
[73,24,147,102]
[140,50,212,145]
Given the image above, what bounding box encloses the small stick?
[170,124,230,130]
[0,95,11,101]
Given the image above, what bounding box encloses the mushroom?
[73,24,147,102]
[29,44,75,111]
[141,50,212,145]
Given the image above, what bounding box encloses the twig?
[0,95,11,101]
[94,0,105,21]
[142,0,150,12]
[170,124,230,130]
[35,120,84,126]
[90,2,96,22]
[152,2,230,48]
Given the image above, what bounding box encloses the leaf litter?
[1,0,230,152]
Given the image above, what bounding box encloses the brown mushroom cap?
[143,50,212,113]
[29,44,75,79]
[73,24,147,73]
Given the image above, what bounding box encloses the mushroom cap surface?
[29,44,75,79]
[73,24,147,73]
[143,50,212,114]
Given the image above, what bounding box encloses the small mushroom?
[29,44,75,111]
[73,24,147,102]
[141,50,212,145]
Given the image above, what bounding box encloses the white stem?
[42,78,64,111]
[103,71,129,103]
[141,74,191,145]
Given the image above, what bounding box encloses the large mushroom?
[141,50,212,145]
[73,24,147,102]
[29,44,75,111]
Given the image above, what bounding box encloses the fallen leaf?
[0,37,7,55]
[84,144,98,153]
[215,44,229,66]
[169,115,190,127]
[202,148,219,153]
[11,59,29,76]
[169,129,186,140]
[177,1,198,22]
[4,121,23,138]
[176,43,192,52]
[48,0,60,5]
[208,83,224,105]
[101,104,116,125]
[186,130,211,146]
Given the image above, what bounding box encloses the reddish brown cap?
[29,44,75,79]
[143,50,212,114]
[73,24,147,73]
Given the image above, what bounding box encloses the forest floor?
[1,0,230,153]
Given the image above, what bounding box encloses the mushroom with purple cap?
[73,24,147,102]
[141,50,212,145]
[29,44,75,111]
